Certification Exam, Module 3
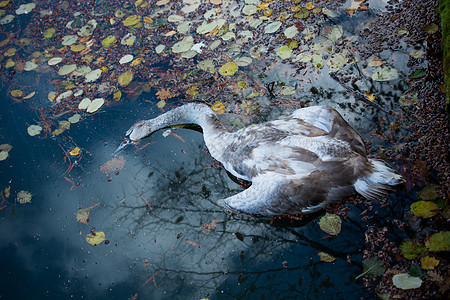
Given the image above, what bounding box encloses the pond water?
[1,0,445,299]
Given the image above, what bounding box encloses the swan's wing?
[291,106,366,156]
[223,160,357,216]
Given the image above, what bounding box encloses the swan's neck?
[150,103,230,159]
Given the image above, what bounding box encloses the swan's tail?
[354,159,404,200]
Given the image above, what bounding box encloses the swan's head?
[125,119,154,142]
[113,120,153,156]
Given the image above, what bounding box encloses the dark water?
[0,85,381,300]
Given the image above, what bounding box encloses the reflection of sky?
[0,97,375,299]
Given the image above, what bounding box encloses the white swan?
[120,103,403,216]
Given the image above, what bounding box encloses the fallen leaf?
[86,231,106,245]
[211,101,225,113]
[425,231,450,251]
[318,213,342,235]
[156,88,175,100]
[218,61,238,76]
[392,273,422,290]
[69,147,81,156]
[318,252,335,262]
[76,204,99,224]
[27,124,43,136]
[100,156,125,174]
[186,240,199,247]
[23,91,36,99]
[410,201,439,218]
[156,100,166,109]
[201,219,219,232]
[356,257,385,279]
[400,241,427,259]
[16,190,32,204]
[420,256,439,270]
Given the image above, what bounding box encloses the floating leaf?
[85,69,102,82]
[0,144,12,161]
[172,36,194,53]
[155,44,165,54]
[24,61,38,71]
[367,59,384,67]
[119,54,133,64]
[44,28,56,38]
[78,98,91,110]
[356,257,385,279]
[211,101,225,113]
[318,252,335,262]
[101,35,117,47]
[48,57,63,66]
[327,53,348,69]
[284,25,298,38]
[201,219,219,232]
[264,21,282,34]
[69,147,81,156]
[399,90,418,106]
[411,201,439,218]
[242,5,257,15]
[409,69,426,79]
[235,56,252,67]
[123,15,141,27]
[318,213,342,235]
[76,208,91,224]
[185,240,199,247]
[156,100,166,109]
[113,89,122,101]
[371,66,400,81]
[276,46,292,59]
[86,231,106,246]
[420,256,439,270]
[327,25,343,42]
[392,273,422,290]
[186,86,198,96]
[397,28,409,36]
[417,184,439,200]
[425,231,450,252]
[27,125,43,136]
[409,50,425,59]
[0,0,11,8]
[100,156,125,174]
[422,23,438,34]
[400,241,427,259]
[4,48,16,57]
[16,190,32,204]
[10,90,23,98]
[58,64,77,76]
[61,35,78,46]
[16,3,36,14]
[218,61,238,76]
[86,98,105,113]
[68,114,81,123]
[118,71,134,86]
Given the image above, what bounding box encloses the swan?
[118,103,403,216]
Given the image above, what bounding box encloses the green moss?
[440,0,450,106]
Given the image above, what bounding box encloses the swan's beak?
[113,138,132,156]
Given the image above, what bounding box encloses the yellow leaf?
[257,2,269,9]
[318,251,336,262]
[218,61,238,76]
[0,0,11,8]
[76,208,91,224]
[69,147,81,156]
[186,86,198,96]
[113,89,122,101]
[420,256,439,270]
[318,213,342,235]
[211,101,225,113]
[156,100,166,109]
[305,2,314,10]
[143,16,153,23]
[4,186,10,198]
[410,201,439,218]
[364,93,375,102]
[10,90,23,98]
[86,231,106,245]
[130,57,143,66]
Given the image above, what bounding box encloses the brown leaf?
[185,240,199,247]
[100,156,125,174]
[201,219,219,232]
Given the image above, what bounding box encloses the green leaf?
[411,201,439,218]
[400,241,427,259]
[425,231,450,251]
[409,69,426,79]
[356,257,385,279]
[417,184,439,200]
[318,213,341,235]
